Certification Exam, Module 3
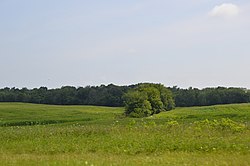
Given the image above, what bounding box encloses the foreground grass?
[2,152,250,166]
[0,103,250,165]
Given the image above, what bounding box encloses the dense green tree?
[123,90,152,117]
[123,83,175,117]
[0,84,249,108]
[169,86,250,107]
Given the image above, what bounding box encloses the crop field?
[0,103,250,165]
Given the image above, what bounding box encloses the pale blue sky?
[1,0,250,88]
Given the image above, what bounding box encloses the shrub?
[123,83,175,118]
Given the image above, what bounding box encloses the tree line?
[0,84,249,107]
[0,84,131,107]
[170,86,250,107]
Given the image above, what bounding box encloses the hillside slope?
[0,102,250,165]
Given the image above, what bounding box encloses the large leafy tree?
[123,83,175,117]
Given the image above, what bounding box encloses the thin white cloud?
[209,3,240,18]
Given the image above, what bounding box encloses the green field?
[0,103,250,165]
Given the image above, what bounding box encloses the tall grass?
[0,102,250,165]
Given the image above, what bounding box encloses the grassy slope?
[1,102,249,126]
[156,104,250,124]
[0,102,123,126]
[0,102,250,166]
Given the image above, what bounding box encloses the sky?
[0,0,250,89]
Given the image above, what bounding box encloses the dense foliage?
[0,84,131,107]
[123,83,175,117]
[170,86,250,107]
[0,84,249,107]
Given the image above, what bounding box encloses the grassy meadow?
[0,102,250,165]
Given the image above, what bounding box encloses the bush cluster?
[123,83,175,117]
